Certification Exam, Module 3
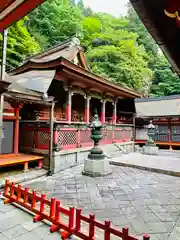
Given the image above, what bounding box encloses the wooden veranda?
[0,153,44,172]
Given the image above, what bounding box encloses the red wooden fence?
[20,124,133,151]
[3,180,150,240]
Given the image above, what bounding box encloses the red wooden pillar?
[66,91,73,124]
[53,125,60,152]
[112,100,117,125]
[14,104,20,154]
[168,118,172,150]
[101,100,106,123]
[84,96,91,123]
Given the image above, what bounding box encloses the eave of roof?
[60,58,142,98]
[130,0,180,75]
[10,37,141,98]
[7,69,55,95]
[135,96,180,117]
[4,92,53,106]
[10,56,141,98]
[0,0,46,32]
[135,94,180,103]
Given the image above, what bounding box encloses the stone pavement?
[0,169,47,189]
[110,152,180,177]
[24,163,180,240]
[0,198,60,239]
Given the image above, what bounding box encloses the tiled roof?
[135,96,180,117]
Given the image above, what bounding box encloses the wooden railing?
[55,127,132,150]
[20,123,133,151]
[3,180,150,240]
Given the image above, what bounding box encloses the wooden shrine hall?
[0,0,48,171]
[0,38,141,172]
[135,95,180,150]
[0,69,53,171]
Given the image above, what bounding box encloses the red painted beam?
[0,0,46,32]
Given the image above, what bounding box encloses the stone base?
[82,158,112,177]
[143,145,159,155]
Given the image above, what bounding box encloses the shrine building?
[135,95,180,150]
[1,38,141,173]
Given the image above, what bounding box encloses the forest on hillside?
[0,0,180,97]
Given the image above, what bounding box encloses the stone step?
[0,169,47,190]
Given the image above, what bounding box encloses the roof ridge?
[25,37,75,61]
[135,94,180,102]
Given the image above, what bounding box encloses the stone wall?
[49,141,134,174]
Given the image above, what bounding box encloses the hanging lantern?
[164,0,180,26]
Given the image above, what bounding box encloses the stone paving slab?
[0,199,60,240]
[23,163,180,239]
[110,152,180,177]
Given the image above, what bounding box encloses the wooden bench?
[0,153,44,172]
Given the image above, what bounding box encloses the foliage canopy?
[0,18,40,71]
[1,0,179,96]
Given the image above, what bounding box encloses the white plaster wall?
[136,128,148,140]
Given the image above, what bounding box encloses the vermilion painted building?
[0,0,50,171]
[3,38,141,173]
[135,96,180,149]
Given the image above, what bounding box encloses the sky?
[82,0,129,17]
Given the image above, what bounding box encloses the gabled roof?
[135,95,180,118]
[0,0,46,32]
[10,38,141,99]
[10,57,141,98]
[130,0,180,75]
[25,38,88,69]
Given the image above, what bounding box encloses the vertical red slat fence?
[3,180,150,240]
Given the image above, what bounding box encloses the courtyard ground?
[0,198,60,240]
[22,163,180,240]
[110,152,180,177]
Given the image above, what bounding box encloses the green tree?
[126,4,158,57]
[82,16,102,45]
[83,13,152,93]
[150,55,180,96]
[126,3,180,96]
[0,18,40,71]
[28,0,83,49]
[77,0,93,16]
[28,1,153,92]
